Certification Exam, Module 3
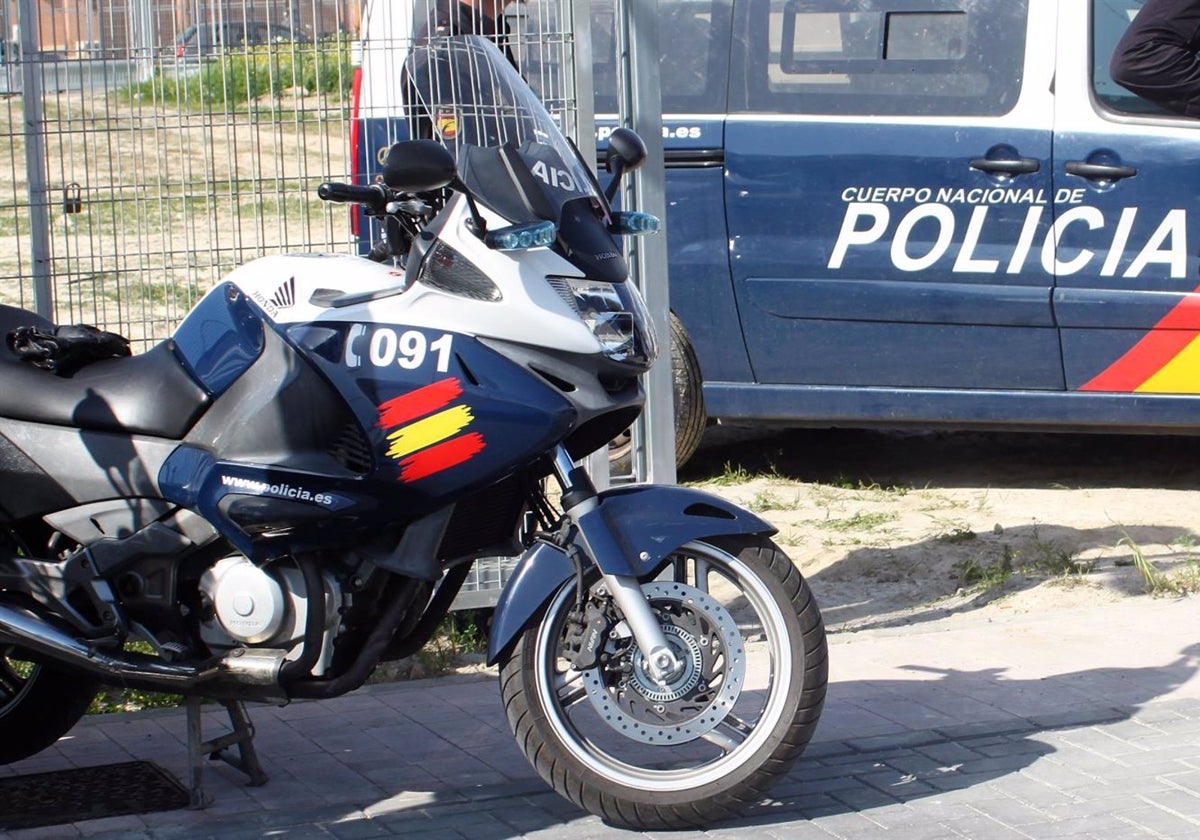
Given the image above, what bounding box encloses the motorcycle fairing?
[0,418,179,521]
[0,426,76,520]
[159,297,577,561]
[486,484,777,664]
[172,283,266,399]
[159,446,377,561]
[285,320,578,488]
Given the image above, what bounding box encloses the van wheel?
[609,313,706,475]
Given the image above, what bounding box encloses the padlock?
[62,183,82,214]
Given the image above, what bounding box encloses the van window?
[1092,0,1176,115]
[592,0,730,114]
[733,0,1027,116]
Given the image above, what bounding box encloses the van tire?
[670,312,706,469]
[609,312,706,474]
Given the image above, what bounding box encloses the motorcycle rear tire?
[499,534,827,829]
[0,648,99,764]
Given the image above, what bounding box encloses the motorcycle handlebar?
[317,182,389,210]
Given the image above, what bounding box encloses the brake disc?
[579,580,747,745]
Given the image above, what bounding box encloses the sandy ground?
[678,426,1200,634]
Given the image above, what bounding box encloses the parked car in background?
[174,20,308,60]
[353,0,1200,469]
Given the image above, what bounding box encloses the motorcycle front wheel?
[499,534,827,829]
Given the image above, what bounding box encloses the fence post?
[616,0,674,485]
[17,0,52,320]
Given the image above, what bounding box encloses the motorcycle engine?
[198,555,341,676]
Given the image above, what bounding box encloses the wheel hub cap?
[580,581,746,745]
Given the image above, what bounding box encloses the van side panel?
[1053,3,1200,395]
[662,161,755,384]
[724,0,1057,391]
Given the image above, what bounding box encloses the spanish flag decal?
[1081,285,1200,393]
[435,111,458,140]
[377,378,486,482]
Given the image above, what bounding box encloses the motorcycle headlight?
[550,276,658,368]
[418,241,502,302]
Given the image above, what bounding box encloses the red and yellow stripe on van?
[377,378,486,482]
[1082,286,1200,393]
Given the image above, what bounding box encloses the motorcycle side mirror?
[381,140,458,193]
[603,128,648,204]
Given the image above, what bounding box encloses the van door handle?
[969,157,1040,175]
[1064,161,1137,181]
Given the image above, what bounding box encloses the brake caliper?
[563,600,612,671]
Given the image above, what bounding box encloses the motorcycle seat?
[0,306,210,439]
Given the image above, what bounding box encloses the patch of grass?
[106,278,202,311]
[953,549,1014,591]
[819,511,898,532]
[0,211,30,237]
[1118,531,1200,595]
[416,611,488,676]
[121,38,354,111]
[935,527,977,544]
[87,642,182,714]
[774,529,804,547]
[747,488,799,513]
[1120,531,1166,593]
[854,480,912,497]
[1168,559,1200,593]
[818,476,911,498]
[90,686,182,715]
[706,462,752,486]
[1027,533,1089,576]
[1171,533,1198,552]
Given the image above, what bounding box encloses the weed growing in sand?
[820,511,898,532]
[952,528,1091,594]
[935,527,977,544]
[953,548,1013,590]
[1119,531,1200,595]
[820,477,913,499]
[1171,533,1199,553]
[416,611,488,675]
[1120,531,1166,593]
[748,488,800,513]
[1027,528,1091,576]
[706,463,752,486]
[774,529,804,547]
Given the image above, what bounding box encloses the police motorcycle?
[0,36,826,829]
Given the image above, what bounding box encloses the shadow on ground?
[680,427,1200,491]
[810,521,1192,632]
[347,642,1200,836]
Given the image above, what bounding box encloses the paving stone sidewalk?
[3,595,1200,839]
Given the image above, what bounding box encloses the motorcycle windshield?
[403,35,605,227]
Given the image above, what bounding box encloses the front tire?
[499,535,827,829]
[0,646,99,765]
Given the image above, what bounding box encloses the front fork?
[551,446,683,685]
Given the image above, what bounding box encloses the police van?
[354,0,1199,467]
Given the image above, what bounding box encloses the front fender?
[486,484,775,665]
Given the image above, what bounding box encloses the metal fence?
[2,0,667,605]
[0,0,580,351]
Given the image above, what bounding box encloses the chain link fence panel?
[1,0,580,352]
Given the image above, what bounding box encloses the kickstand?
[185,697,269,809]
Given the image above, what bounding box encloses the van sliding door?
[1052,2,1200,400]
[723,0,1059,397]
